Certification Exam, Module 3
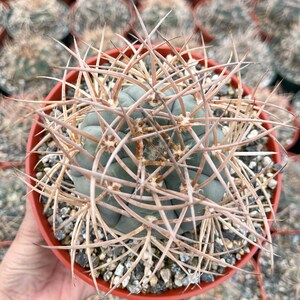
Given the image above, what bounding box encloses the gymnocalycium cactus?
[252,0,300,39]
[208,28,276,88]
[76,26,124,58]
[5,0,70,40]
[72,83,226,236]
[72,0,132,38]
[270,22,300,86]
[135,0,195,44]
[27,15,286,297]
[0,3,6,32]
[195,0,254,41]
[0,35,69,95]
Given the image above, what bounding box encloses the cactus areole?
[26,45,282,299]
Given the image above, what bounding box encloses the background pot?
[26,45,282,299]
[0,1,8,46]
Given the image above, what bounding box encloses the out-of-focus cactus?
[252,0,300,39]
[194,0,254,41]
[270,22,300,86]
[254,87,297,149]
[135,0,195,43]
[208,29,276,88]
[72,0,133,38]
[0,35,69,95]
[76,26,124,59]
[0,167,26,246]
[0,2,6,32]
[5,0,70,40]
[0,96,38,162]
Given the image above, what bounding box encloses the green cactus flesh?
[72,83,226,237]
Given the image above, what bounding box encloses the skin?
[0,201,96,300]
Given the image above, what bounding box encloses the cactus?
[76,26,124,59]
[0,35,69,95]
[135,0,195,44]
[73,0,132,37]
[253,0,300,38]
[0,167,26,249]
[28,21,286,296]
[0,2,6,31]
[254,87,296,149]
[269,22,300,86]
[195,0,254,41]
[0,96,38,162]
[72,83,226,235]
[280,155,300,207]
[208,29,276,88]
[5,0,70,40]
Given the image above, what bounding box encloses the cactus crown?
[29,21,286,296]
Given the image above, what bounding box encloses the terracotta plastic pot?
[62,0,76,6]
[0,1,8,46]
[0,240,13,248]
[26,45,282,299]
[252,256,267,300]
[0,161,24,169]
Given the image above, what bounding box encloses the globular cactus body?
[5,0,70,40]
[72,83,226,235]
[195,0,254,41]
[0,35,68,95]
[73,0,132,37]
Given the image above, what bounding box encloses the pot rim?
[25,44,282,299]
[0,0,8,43]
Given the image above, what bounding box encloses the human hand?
[0,200,96,300]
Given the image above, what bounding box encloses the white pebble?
[268,179,277,189]
[112,276,120,285]
[36,172,43,180]
[150,275,158,287]
[122,275,130,288]
[247,129,258,139]
[262,156,273,167]
[114,264,124,276]
[160,269,171,283]
[249,161,257,169]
